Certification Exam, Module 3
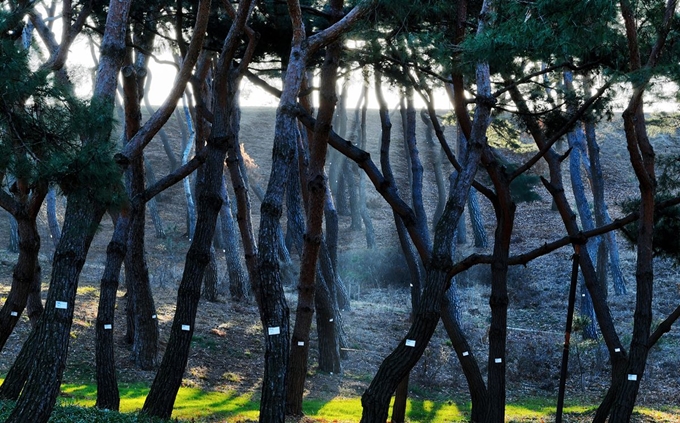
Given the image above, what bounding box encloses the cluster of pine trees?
[0,1,678,422]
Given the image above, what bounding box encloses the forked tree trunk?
[361,63,492,423]
[122,43,159,371]
[286,19,342,413]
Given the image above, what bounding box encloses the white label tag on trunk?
[268,326,280,336]
[495,358,503,364]
[297,341,305,346]
[615,348,621,353]
[405,339,416,347]
[462,351,470,357]
[104,324,112,330]
[628,374,638,381]
[55,301,68,310]
[181,325,190,331]
[10,311,18,316]
[329,318,334,322]
[152,314,157,319]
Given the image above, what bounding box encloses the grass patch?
[0,380,677,422]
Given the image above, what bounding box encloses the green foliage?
[646,112,680,138]
[462,0,621,70]
[621,154,680,265]
[0,12,124,209]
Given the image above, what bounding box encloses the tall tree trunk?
[96,209,130,410]
[46,187,61,246]
[0,213,44,351]
[202,247,219,301]
[181,99,197,240]
[582,75,626,295]
[142,2,249,416]
[144,156,166,238]
[361,61,492,423]
[286,18,341,413]
[2,2,131,420]
[220,175,249,301]
[8,214,18,253]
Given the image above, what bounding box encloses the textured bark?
[583,80,626,295]
[220,175,249,301]
[376,70,421,315]
[142,2,254,418]
[5,198,108,423]
[315,268,343,373]
[441,284,488,422]
[7,215,18,252]
[203,247,219,301]
[484,167,514,423]
[361,61,492,423]
[608,1,675,417]
[96,210,130,410]
[0,211,44,351]
[286,9,342,412]
[3,1,131,421]
[46,187,61,245]
[122,34,160,371]
[403,86,431,250]
[144,156,166,238]
[181,101,197,240]
[257,2,375,420]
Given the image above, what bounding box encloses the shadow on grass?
[10,382,675,422]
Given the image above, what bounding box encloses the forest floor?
[1,107,680,422]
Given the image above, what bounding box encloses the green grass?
[0,381,677,422]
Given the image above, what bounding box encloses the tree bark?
[286,7,342,412]
[220,175,249,301]
[46,187,61,246]
[96,209,130,410]
[361,60,492,423]
[3,1,132,421]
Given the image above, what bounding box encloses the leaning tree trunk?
[141,3,249,415]
[3,2,132,421]
[0,212,44,351]
[96,209,131,410]
[286,22,342,414]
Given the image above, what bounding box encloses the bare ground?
[0,107,679,421]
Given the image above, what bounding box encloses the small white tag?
[409,284,413,287]
[582,294,586,297]
[104,324,112,330]
[268,326,280,335]
[628,374,637,381]
[462,351,469,357]
[329,318,334,322]
[55,301,68,309]
[495,358,502,363]
[615,348,621,353]
[405,339,416,347]
[152,314,157,319]
[181,325,190,331]
[10,311,18,316]
[297,341,304,346]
